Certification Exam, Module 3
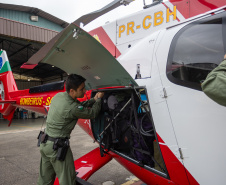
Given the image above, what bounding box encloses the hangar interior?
[0,3,69,119]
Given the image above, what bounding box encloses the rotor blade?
[73,0,134,26]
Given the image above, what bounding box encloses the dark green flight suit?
[202,59,226,106]
[37,92,101,185]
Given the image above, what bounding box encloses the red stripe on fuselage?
[162,2,181,22]
[157,134,199,185]
[89,27,121,58]
[170,0,226,19]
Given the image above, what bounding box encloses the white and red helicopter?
[0,0,226,184]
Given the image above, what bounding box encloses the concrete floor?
[0,118,136,185]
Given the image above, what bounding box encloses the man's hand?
[94,93,99,101]
[97,92,104,99]
[224,53,226,59]
[94,92,105,101]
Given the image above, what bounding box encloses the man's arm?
[71,92,104,119]
[72,99,102,119]
[80,92,104,107]
[201,55,226,106]
[80,98,96,107]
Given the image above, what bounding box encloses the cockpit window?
[167,13,226,90]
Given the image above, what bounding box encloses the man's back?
[46,92,78,138]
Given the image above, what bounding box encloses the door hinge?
[160,87,167,98]
[179,148,184,159]
[163,87,167,98]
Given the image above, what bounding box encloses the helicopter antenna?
[73,0,135,27]
[143,0,146,6]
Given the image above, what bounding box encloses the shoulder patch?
[77,105,84,110]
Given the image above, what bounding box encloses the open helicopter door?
[25,23,137,89]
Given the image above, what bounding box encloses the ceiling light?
[30,16,38,22]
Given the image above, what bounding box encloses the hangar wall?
[0,17,58,44]
[0,9,63,32]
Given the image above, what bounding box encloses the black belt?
[47,135,68,142]
[47,135,57,142]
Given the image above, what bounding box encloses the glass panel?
[167,17,225,89]
[173,20,223,67]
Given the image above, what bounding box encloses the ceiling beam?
[9,44,32,57]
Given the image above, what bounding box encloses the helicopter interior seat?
[172,66,189,81]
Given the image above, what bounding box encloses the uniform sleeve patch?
[77,106,84,110]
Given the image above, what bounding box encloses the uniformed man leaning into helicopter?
[37,74,104,185]
[202,54,226,106]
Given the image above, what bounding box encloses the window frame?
[166,12,226,91]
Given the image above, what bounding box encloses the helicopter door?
[25,23,137,90]
[140,29,190,184]
[159,13,226,184]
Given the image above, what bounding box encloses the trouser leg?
[37,154,56,185]
[52,147,76,185]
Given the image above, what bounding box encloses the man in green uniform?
[202,54,226,106]
[37,74,104,185]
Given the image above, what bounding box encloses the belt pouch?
[37,131,44,147]
[40,133,48,144]
[56,140,69,161]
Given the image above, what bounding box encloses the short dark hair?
[66,74,86,93]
